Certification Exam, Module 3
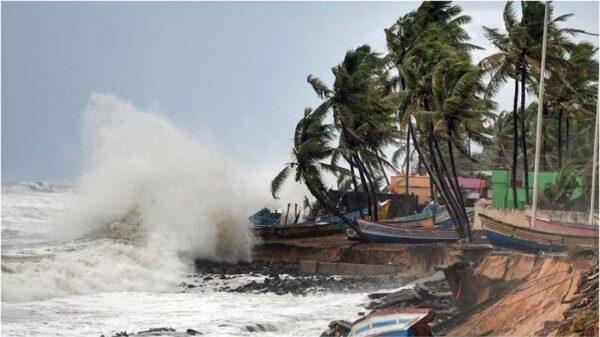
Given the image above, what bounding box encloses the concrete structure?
[390,174,431,205]
[390,174,487,206]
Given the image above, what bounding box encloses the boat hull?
[349,308,434,337]
[526,216,599,237]
[254,222,338,240]
[480,214,598,253]
[356,218,459,244]
[248,209,281,226]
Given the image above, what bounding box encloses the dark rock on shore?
[190,259,404,296]
[243,323,277,332]
[320,272,460,336]
[320,320,352,337]
[101,327,202,337]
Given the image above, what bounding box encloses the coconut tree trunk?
[353,155,373,219]
[520,58,530,204]
[426,123,470,239]
[377,151,390,188]
[558,108,563,168]
[304,177,367,241]
[511,76,520,209]
[346,157,363,217]
[406,127,411,194]
[408,121,466,239]
[433,135,471,240]
[566,116,570,159]
[447,138,468,214]
[339,118,371,219]
[427,132,470,240]
[358,155,379,221]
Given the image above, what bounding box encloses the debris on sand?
[555,260,599,337]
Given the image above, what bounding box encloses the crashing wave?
[17,181,56,192]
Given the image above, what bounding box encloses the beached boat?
[480,214,598,253]
[525,215,599,237]
[355,218,460,244]
[348,308,435,337]
[248,208,282,226]
[253,220,338,240]
[346,206,473,241]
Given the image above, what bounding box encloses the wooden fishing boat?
[379,203,445,228]
[253,220,338,240]
[355,218,460,244]
[248,208,281,226]
[349,308,435,337]
[380,208,474,229]
[480,214,598,253]
[525,215,599,237]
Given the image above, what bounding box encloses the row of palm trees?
[271,1,598,242]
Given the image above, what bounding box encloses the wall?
[390,174,431,205]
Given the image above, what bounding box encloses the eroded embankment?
[253,234,463,276]
[444,254,595,337]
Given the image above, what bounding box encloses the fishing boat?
[355,217,460,244]
[480,214,598,253]
[525,215,599,237]
[348,308,435,337]
[346,205,471,241]
[482,4,600,254]
[253,220,338,240]
[382,208,474,229]
[248,208,282,226]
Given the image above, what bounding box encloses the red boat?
[526,215,599,237]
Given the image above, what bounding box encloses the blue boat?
[349,308,434,337]
[355,218,460,244]
[248,208,282,226]
[312,208,364,230]
[480,214,598,253]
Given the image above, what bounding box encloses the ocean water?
[1,184,369,337]
[2,95,377,336]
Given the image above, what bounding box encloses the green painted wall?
[491,170,559,209]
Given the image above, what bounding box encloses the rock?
[243,323,277,332]
[186,328,202,335]
[137,327,175,336]
[321,320,352,337]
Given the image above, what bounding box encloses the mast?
[589,103,599,225]
[530,2,549,228]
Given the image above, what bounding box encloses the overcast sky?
[2,1,598,184]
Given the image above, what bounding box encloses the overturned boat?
[349,308,435,337]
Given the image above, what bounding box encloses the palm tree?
[490,111,514,169]
[386,1,479,196]
[270,107,366,240]
[307,45,398,221]
[482,1,595,207]
[543,42,599,167]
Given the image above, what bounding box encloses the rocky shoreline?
[185,259,410,295]
[100,260,460,337]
